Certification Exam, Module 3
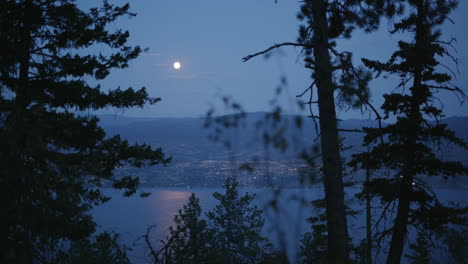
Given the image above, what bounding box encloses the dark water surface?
[92,187,467,263]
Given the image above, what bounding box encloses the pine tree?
[444,228,468,263]
[0,0,170,261]
[242,1,392,262]
[350,0,468,263]
[54,232,131,264]
[162,194,214,264]
[206,177,267,264]
[404,231,431,264]
[297,213,328,264]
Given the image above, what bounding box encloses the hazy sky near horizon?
[89,0,468,119]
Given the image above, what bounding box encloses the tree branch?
[338,128,365,133]
[296,81,315,98]
[144,225,159,262]
[242,42,308,62]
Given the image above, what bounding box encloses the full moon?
[173,61,181,70]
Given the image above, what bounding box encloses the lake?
[92,187,467,263]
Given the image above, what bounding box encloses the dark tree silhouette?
[404,230,431,264]
[54,232,131,264]
[242,1,389,262]
[0,0,169,262]
[206,177,267,264]
[153,194,214,264]
[350,0,468,263]
[444,228,468,263]
[148,178,270,264]
[297,207,328,264]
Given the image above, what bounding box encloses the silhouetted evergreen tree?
[242,1,396,261]
[404,230,431,264]
[0,0,169,262]
[297,192,361,264]
[297,212,327,264]
[350,0,468,263]
[53,232,131,264]
[444,228,468,263]
[149,178,272,264]
[157,194,214,264]
[206,177,267,264]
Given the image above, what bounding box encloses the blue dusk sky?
[87,0,468,119]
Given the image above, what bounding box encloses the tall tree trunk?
[13,1,33,262]
[365,167,372,264]
[311,0,348,263]
[385,179,412,264]
[386,2,426,263]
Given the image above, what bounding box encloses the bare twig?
[296,81,316,98]
[144,225,159,262]
[361,98,386,145]
[338,128,365,133]
[373,199,395,235]
[306,82,321,142]
[242,42,308,62]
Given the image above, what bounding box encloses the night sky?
[89,0,468,119]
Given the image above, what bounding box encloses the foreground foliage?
[0,0,169,262]
[54,232,131,264]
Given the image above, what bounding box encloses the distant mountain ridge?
[98,113,468,153]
